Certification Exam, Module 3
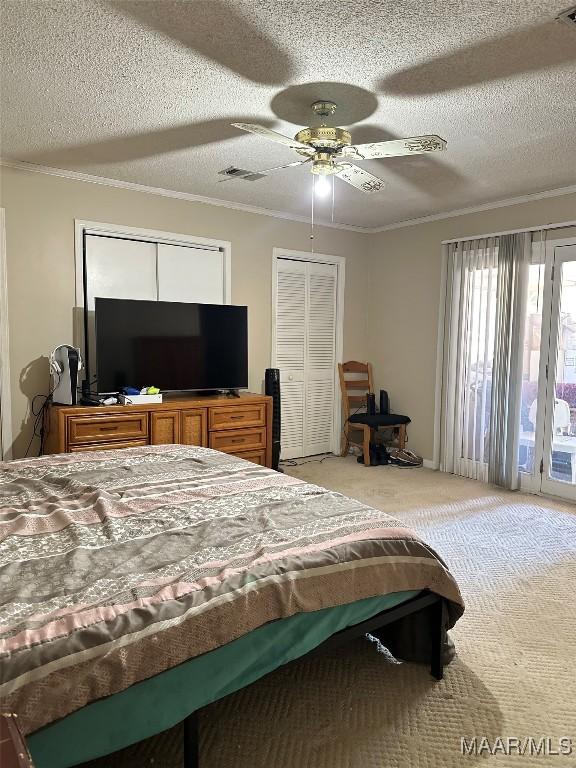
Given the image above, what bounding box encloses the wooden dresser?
[44,392,273,467]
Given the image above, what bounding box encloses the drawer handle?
[230,437,245,443]
[99,426,119,431]
[229,415,244,420]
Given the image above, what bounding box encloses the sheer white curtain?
[487,233,530,488]
[441,238,498,481]
[440,234,530,487]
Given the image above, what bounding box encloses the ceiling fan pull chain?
[310,176,315,254]
[331,175,335,223]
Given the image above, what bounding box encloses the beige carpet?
[84,458,576,767]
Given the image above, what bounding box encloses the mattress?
[28,590,420,767]
[0,445,464,763]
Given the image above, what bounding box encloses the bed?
[0,445,464,767]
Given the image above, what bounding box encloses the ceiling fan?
[226,100,447,194]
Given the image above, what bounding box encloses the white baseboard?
[422,459,438,470]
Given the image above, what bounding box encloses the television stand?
[44,392,273,468]
[225,389,241,398]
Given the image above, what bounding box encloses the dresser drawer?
[69,438,149,453]
[67,413,148,445]
[209,403,266,431]
[232,448,267,466]
[209,427,266,453]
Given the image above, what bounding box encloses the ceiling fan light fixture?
[314,175,331,197]
[311,153,337,176]
[295,126,352,153]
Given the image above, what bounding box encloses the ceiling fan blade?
[335,164,385,194]
[231,123,313,152]
[343,135,447,160]
[217,159,309,183]
[259,159,311,173]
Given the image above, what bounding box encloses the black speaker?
[265,368,281,471]
[379,390,390,415]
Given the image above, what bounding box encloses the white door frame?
[74,220,232,308]
[520,232,576,500]
[0,208,13,460]
[541,239,576,500]
[271,247,345,456]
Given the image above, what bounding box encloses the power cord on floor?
[280,395,405,467]
[280,454,339,468]
[280,404,369,468]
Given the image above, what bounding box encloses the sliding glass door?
[519,234,576,501]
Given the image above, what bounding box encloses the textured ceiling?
[1,0,575,228]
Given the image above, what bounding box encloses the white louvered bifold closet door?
[305,262,337,455]
[275,258,337,459]
[275,260,306,459]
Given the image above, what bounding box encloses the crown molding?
[370,183,576,233]
[2,158,575,235]
[0,158,373,233]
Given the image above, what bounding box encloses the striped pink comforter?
[0,445,463,734]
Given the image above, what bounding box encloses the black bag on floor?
[357,442,390,466]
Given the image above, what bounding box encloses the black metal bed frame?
[181,591,447,768]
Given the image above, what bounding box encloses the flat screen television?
[94,298,248,393]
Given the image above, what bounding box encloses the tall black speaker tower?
[265,368,281,471]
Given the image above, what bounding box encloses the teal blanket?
[29,591,419,767]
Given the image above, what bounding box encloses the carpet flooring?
[83,458,576,767]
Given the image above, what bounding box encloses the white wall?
[2,162,574,462]
[0,165,371,457]
[367,192,576,461]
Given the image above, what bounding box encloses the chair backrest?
[554,398,571,433]
[338,361,374,420]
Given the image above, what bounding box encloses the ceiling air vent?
[218,166,266,181]
[218,166,250,177]
[557,5,576,26]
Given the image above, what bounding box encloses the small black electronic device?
[366,393,376,415]
[265,368,281,471]
[80,395,101,406]
[379,390,390,415]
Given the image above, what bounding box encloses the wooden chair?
[338,361,410,466]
